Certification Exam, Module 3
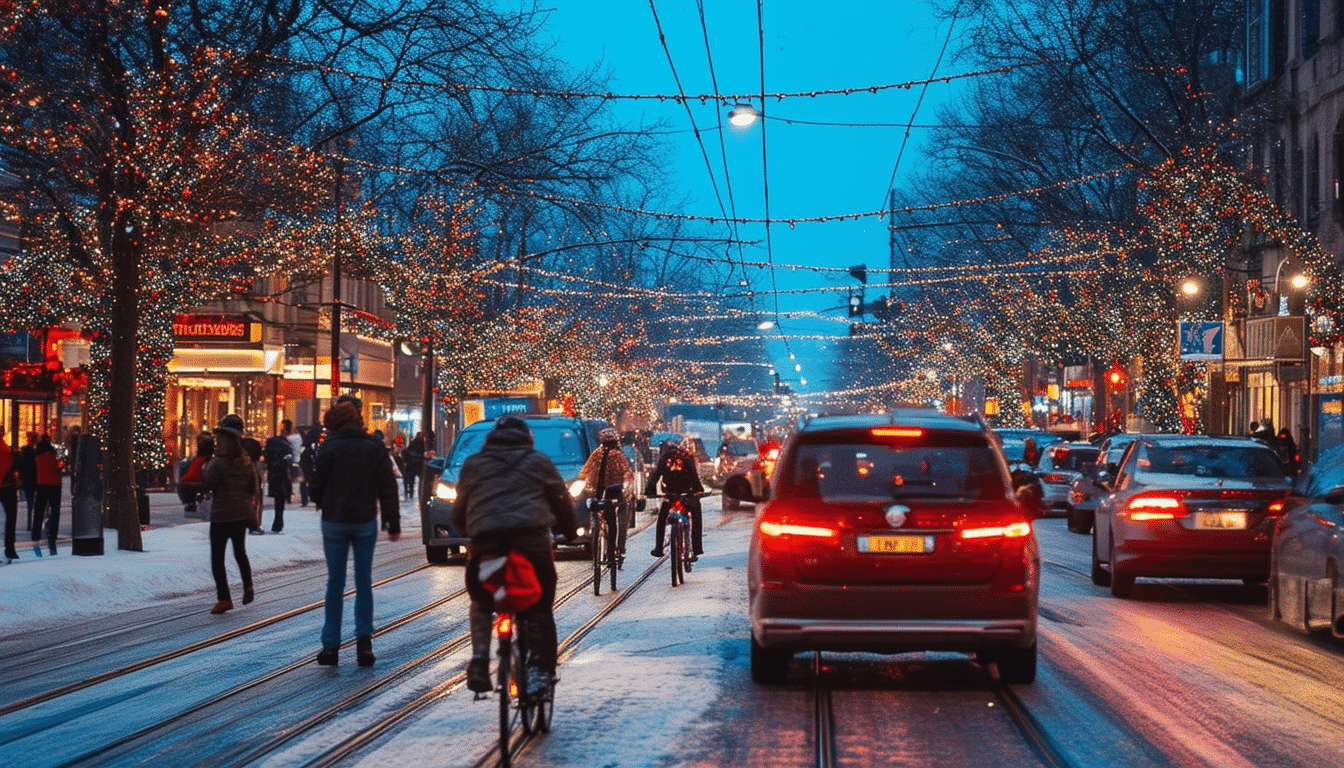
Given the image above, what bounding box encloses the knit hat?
[213,414,245,437]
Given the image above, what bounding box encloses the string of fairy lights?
[4,13,1341,447]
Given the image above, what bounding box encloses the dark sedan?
[1269,444,1344,637]
[1091,434,1292,598]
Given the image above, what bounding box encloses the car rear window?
[1051,447,1099,470]
[448,423,587,467]
[1135,443,1284,479]
[779,431,1010,501]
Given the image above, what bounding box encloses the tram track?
[0,561,433,720]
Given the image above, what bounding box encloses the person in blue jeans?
[309,399,401,667]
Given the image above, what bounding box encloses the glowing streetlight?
[1180,279,1200,297]
[728,103,760,127]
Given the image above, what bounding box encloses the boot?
[242,586,255,605]
[467,657,492,693]
[316,647,338,666]
[210,600,233,615]
[356,636,375,667]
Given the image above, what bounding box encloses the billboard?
[1179,321,1225,361]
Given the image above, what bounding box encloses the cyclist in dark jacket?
[645,439,706,559]
[452,415,579,694]
[309,401,401,667]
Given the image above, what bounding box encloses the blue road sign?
[1179,321,1224,360]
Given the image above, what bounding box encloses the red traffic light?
[1106,365,1127,389]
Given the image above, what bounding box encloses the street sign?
[1179,321,1225,361]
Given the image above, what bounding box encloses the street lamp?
[728,103,760,127]
[1180,279,1200,298]
[1274,259,1310,316]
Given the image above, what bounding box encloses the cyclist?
[578,427,634,559]
[452,416,579,694]
[645,438,705,560]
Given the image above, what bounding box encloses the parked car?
[1037,441,1100,517]
[721,440,780,511]
[420,414,599,563]
[748,409,1039,685]
[1269,443,1344,637]
[1067,433,1139,534]
[1091,434,1292,598]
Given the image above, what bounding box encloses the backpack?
[478,550,542,613]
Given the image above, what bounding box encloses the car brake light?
[960,521,1032,539]
[1041,473,1069,484]
[1266,499,1286,515]
[872,427,923,438]
[759,520,838,538]
[1122,493,1187,521]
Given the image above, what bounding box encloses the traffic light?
[1106,364,1127,390]
[848,263,867,284]
[848,291,864,317]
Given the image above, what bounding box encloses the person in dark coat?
[264,425,294,533]
[240,434,265,535]
[452,415,579,694]
[1275,428,1299,476]
[402,431,426,500]
[645,439,706,559]
[309,401,401,667]
[203,414,260,615]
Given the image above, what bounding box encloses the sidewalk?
[0,486,423,631]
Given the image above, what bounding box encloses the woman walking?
[1,434,19,563]
[30,435,61,556]
[309,401,400,666]
[203,414,260,615]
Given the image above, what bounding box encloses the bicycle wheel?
[515,630,537,734]
[681,515,693,575]
[669,517,683,587]
[607,506,619,592]
[591,509,604,596]
[498,629,513,767]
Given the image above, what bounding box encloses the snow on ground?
[0,500,332,630]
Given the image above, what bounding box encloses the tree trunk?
[108,227,142,552]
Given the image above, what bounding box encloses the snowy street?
[4,494,1344,767]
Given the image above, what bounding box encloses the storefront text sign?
[173,314,257,343]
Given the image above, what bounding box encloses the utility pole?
[329,152,344,408]
[417,332,435,513]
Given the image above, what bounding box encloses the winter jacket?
[645,448,704,497]
[452,427,579,539]
[34,445,62,487]
[264,435,293,498]
[310,427,400,533]
[579,444,633,492]
[0,440,15,489]
[203,436,261,525]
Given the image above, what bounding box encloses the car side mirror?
[1324,486,1344,505]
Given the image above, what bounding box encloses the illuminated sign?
[173,314,258,343]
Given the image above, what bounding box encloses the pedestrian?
[1252,419,1275,446]
[1275,428,1299,476]
[1,433,19,564]
[241,431,265,535]
[17,431,37,532]
[264,423,294,533]
[63,425,81,495]
[1248,420,1260,438]
[309,400,401,667]
[402,431,425,500]
[29,434,61,557]
[177,434,215,514]
[284,419,308,506]
[300,424,321,506]
[203,414,259,615]
[452,415,578,693]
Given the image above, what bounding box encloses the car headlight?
[568,479,586,498]
[435,481,457,502]
[575,526,587,538]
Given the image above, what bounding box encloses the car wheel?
[1067,506,1091,534]
[722,490,739,511]
[1331,566,1344,639]
[1267,545,1282,622]
[1090,528,1110,586]
[750,636,790,685]
[1109,538,1134,598]
[995,642,1037,684]
[426,545,449,565]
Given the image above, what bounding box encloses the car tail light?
[758,520,838,539]
[1040,472,1070,484]
[960,520,1033,539]
[872,426,923,438]
[1122,492,1187,521]
[1266,498,1287,515]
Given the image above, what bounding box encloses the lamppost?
[1274,259,1309,316]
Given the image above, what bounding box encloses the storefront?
[0,328,88,449]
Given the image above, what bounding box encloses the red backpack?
[478,551,542,613]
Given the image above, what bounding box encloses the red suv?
[748,410,1040,684]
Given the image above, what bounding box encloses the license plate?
[1195,511,1248,529]
[859,535,932,554]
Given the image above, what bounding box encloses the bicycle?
[587,493,621,595]
[659,492,703,587]
[491,606,552,767]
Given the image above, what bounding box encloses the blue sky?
[541,0,960,396]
